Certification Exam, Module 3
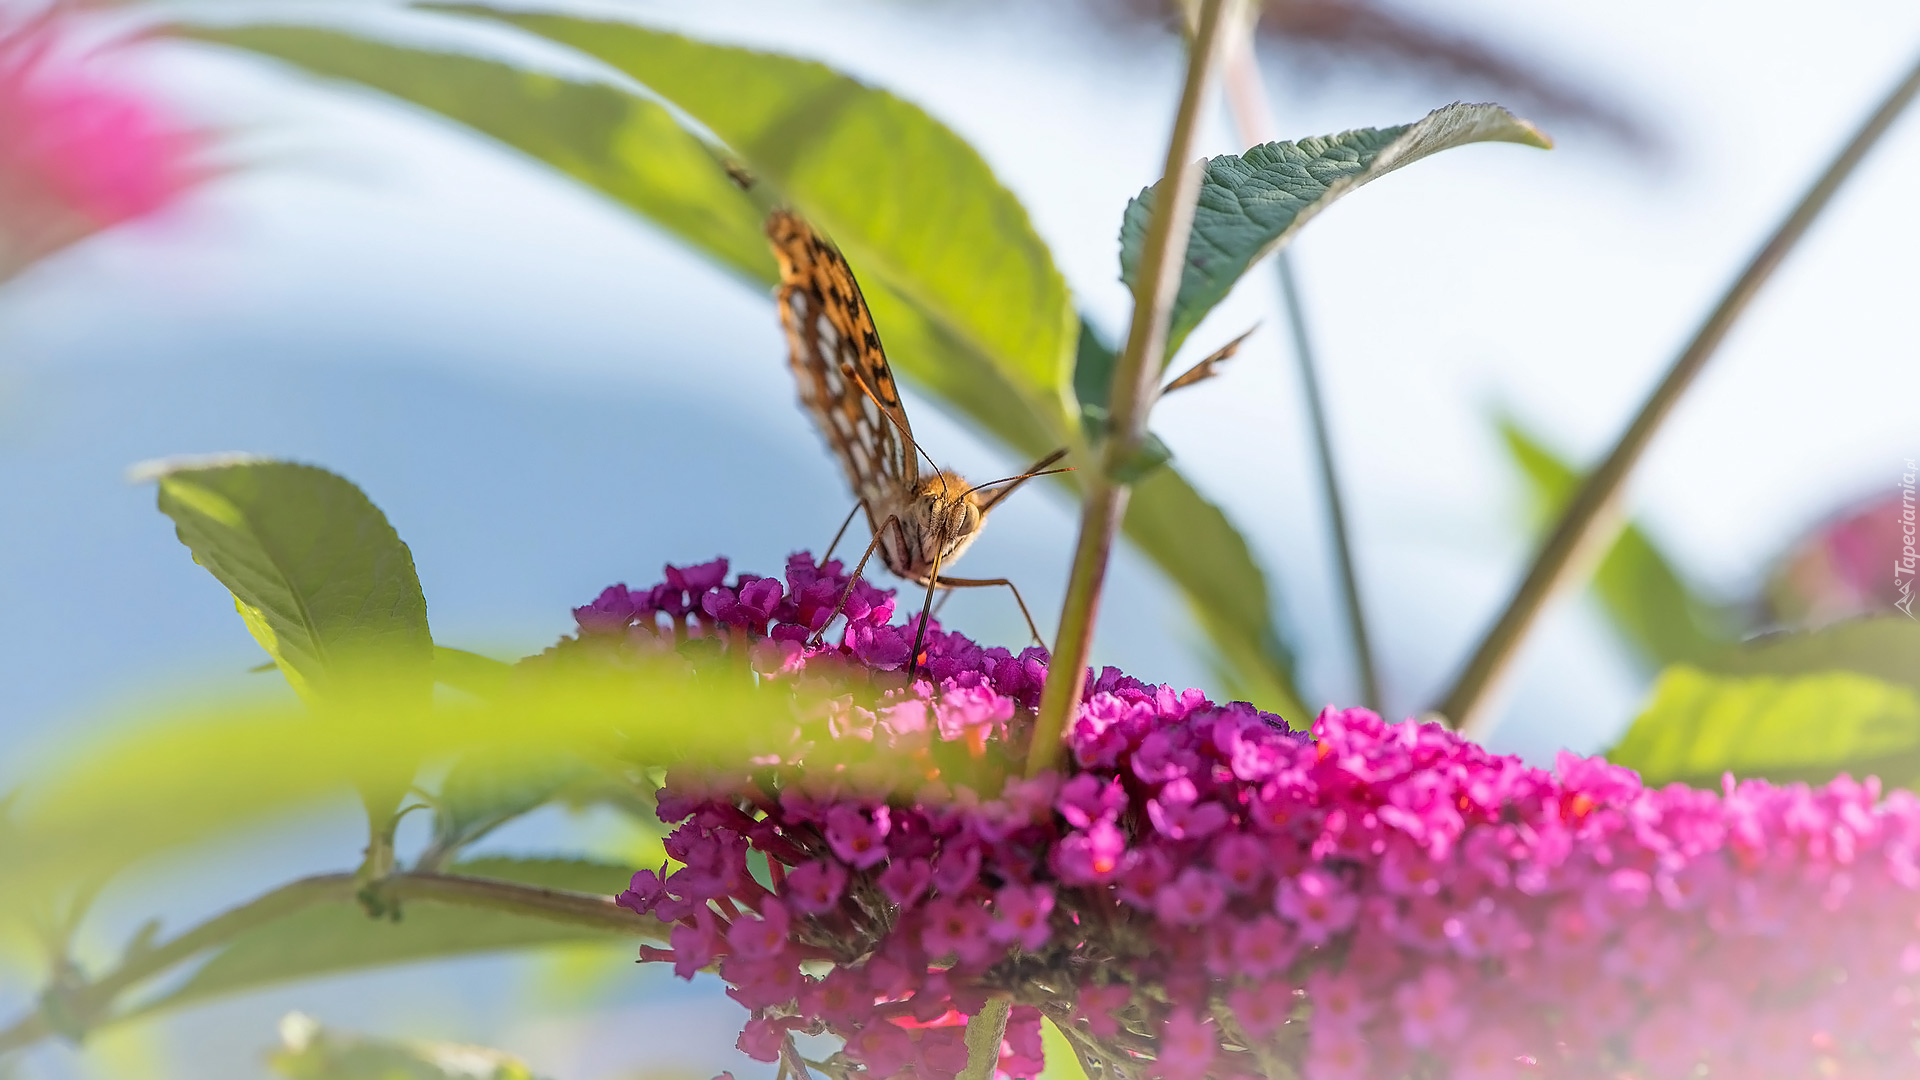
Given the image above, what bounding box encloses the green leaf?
[1608,665,1920,789]
[144,858,638,1018]
[178,25,773,284]
[1122,104,1550,358]
[1039,1016,1093,1080]
[145,457,432,701]
[183,20,1305,719]
[1698,617,1920,695]
[273,1012,549,1080]
[463,8,1079,427]
[433,646,513,698]
[1496,417,1732,668]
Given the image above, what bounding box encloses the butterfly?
[766,209,1069,676]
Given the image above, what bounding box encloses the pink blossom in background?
[579,554,1920,1079]
[0,21,196,275]
[1767,490,1914,626]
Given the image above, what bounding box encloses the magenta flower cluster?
[579,556,1920,1080]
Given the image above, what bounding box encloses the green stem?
[1438,51,1920,741]
[1026,0,1248,776]
[0,871,662,1056]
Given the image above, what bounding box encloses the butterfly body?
[768,207,1062,661]
[875,471,986,585]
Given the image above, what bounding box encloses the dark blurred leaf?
[272,1012,548,1080]
[1083,0,1652,151]
[1701,618,1920,696]
[1609,665,1920,790]
[1122,103,1548,358]
[142,857,639,1017]
[147,457,432,701]
[1497,417,1732,669]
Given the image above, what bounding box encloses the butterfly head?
[912,470,985,565]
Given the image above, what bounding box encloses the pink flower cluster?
[580,556,1920,1080]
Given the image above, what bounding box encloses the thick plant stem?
[0,871,662,1055]
[1221,32,1382,712]
[1026,0,1246,777]
[1439,52,1920,742]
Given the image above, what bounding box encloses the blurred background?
[3,0,1918,1075]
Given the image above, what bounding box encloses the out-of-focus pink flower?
[0,21,196,275]
[1767,489,1918,625]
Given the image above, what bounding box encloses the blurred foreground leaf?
[273,1012,548,1080]
[1497,418,1731,669]
[1122,103,1549,358]
[0,663,788,923]
[181,18,1308,716]
[1700,617,1920,695]
[141,858,635,1018]
[1609,665,1920,789]
[147,457,432,700]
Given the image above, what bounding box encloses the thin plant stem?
[0,870,663,1055]
[1221,32,1382,711]
[1026,0,1248,776]
[1438,51,1920,741]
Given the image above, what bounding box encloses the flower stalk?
[1029,0,1250,777]
[1438,50,1920,741]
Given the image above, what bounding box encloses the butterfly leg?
[821,499,867,565]
[932,575,1045,648]
[906,549,944,683]
[808,515,898,649]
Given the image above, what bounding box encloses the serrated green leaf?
[273,1012,549,1080]
[1122,104,1549,358]
[1700,617,1920,694]
[145,858,638,1018]
[1608,665,1920,789]
[1496,417,1732,669]
[148,458,432,701]
[463,8,1079,428]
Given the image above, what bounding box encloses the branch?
[0,870,662,1056]
[1436,50,1920,741]
[1028,0,1251,775]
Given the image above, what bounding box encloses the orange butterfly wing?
[767,209,918,512]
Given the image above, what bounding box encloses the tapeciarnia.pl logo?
[1898,457,1917,619]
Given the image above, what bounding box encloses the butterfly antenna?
[964,448,1073,512]
[839,362,943,477]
